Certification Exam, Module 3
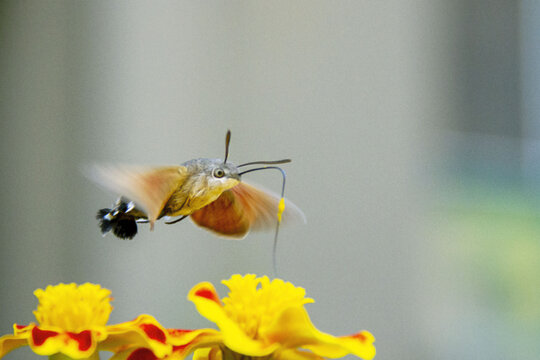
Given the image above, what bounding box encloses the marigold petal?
[188,282,279,356]
[0,334,28,358]
[303,331,376,360]
[13,323,33,335]
[28,325,100,358]
[140,324,167,344]
[188,283,222,308]
[168,328,222,359]
[101,314,172,358]
[266,307,376,360]
[306,331,376,360]
[32,326,59,347]
[68,330,94,352]
[107,328,222,360]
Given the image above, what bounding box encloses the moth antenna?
[224,130,232,163]
[237,159,291,167]
[238,166,287,276]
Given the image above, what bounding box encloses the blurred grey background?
[1,1,539,359]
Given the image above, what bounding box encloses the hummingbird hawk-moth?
[91,131,303,241]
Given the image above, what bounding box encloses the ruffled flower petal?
[188,282,279,356]
[303,331,376,359]
[266,307,376,359]
[108,328,222,360]
[101,314,172,358]
[167,328,222,359]
[28,325,104,359]
[0,334,28,358]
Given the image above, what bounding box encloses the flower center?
[221,275,313,340]
[33,283,112,333]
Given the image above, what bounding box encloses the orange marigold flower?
[0,283,174,360]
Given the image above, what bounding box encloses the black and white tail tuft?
[96,199,138,240]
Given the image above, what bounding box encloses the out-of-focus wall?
[1,1,537,359]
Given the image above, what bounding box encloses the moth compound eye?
[213,168,225,178]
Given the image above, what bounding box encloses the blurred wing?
[190,182,305,239]
[189,189,250,239]
[88,164,188,227]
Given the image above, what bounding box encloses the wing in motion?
[89,164,188,227]
[190,182,305,239]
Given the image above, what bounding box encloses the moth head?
[210,161,241,181]
[198,130,291,191]
[201,159,241,191]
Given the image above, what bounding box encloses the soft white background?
[1,1,538,359]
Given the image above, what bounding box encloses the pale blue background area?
[1,1,539,359]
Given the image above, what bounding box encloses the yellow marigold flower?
[116,275,375,360]
[0,283,175,360]
[188,274,376,360]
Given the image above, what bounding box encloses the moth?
[91,131,303,241]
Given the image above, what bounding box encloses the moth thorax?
[188,176,239,212]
